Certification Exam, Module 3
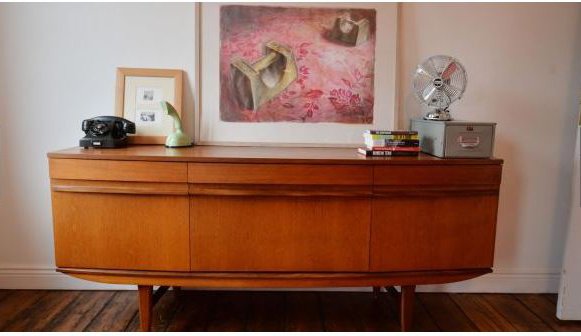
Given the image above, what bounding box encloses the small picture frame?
[115,68,183,144]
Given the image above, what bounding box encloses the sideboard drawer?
[370,194,498,271]
[190,196,371,271]
[52,192,190,271]
[188,163,372,185]
[374,165,502,186]
[49,159,188,183]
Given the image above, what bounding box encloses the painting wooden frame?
[115,67,183,145]
[196,3,398,147]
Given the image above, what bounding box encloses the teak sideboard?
[47,145,503,331]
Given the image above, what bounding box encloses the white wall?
[399,3,581,292]
[0,3,580,291]
[558,124,581,319]
[0,3,196,289]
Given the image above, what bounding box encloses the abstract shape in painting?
[220,5,377,123]
[231,41,298,111]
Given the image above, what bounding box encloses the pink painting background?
[219,5,377,123]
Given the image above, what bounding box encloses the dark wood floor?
[0,289,580,332]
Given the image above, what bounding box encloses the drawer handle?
[457,135,480,149]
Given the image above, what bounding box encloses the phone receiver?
[80,116,136,149]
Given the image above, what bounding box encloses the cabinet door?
[52,192,189,271]
[370,194,498,271]
[190,196,371,271]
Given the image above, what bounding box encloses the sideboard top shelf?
[48,145,503,165]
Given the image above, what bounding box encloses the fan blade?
[417,67,437,80]
[422,84,437,102]
[441,61,458,80]
[442,82,464,100]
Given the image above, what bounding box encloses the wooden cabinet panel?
[188,163,372,185]
[370,194,498,271]
[52,192,189,271]
[374,165,502,186]
[190,196,371,271]
[49,159,187,182]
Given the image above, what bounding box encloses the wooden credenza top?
[48,145,503,165]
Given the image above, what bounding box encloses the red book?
[367,146,421,152]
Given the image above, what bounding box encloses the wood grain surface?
[47,145,504,165]
[52,192,189,271]
[49,158,187,182]
[57,268,490,288]
[190,196,371,271]
[188,163,372,185]
[370,194,499,271]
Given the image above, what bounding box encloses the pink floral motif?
[329,89,364,116]
[295,42,312,61]
[301,89,324,120]
[296,65,310,90]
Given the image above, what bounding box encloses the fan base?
[424,110,452,121]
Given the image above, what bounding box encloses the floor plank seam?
[0,291,50,331]
[123,310,139,332]
[416,294,443,332]
[480,294,521,331]
[83,291,121,332]
[513,294,557,332]
[161,295,181,332]
[448,294,480,331]
[43,291,83,331]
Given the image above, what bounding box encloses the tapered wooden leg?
[400,285,416,332]
[138,285,153,332]
[373,286,381,299]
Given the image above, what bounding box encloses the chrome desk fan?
[413,55,467,121]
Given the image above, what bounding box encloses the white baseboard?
[0,268,133,290]
[0,267,561,293]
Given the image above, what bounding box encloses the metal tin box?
[410,119,496,158]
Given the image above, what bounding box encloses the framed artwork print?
[115,68,183,144]
[197,3,398,146]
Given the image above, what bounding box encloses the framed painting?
[197,3,398,146]
[115,68,183,144]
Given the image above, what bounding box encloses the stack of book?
[358,130,420,157]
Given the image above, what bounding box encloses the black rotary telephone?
[80,116,136,149]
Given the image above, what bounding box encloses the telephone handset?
[80,116,136,148]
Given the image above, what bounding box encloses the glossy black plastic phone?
[80,116,136,149]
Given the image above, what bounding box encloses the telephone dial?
[80,116,136,148]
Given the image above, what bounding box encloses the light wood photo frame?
[115,67,183,144]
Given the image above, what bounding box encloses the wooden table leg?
[138,285,153,332]
[400,285,416,332]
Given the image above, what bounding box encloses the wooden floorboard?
[482,294,553,331]
[0,290,11,303]
[83,291,137,332]
[451,293,517,331]
[45,291,115,331]
[285,292,324,331]
[515,294,581,332]
[166,291,212,332]
[3,291,81,331]
[418,293,479,331]
[205,291,249,332]
[0,291,47,330]
[246,291,286,331]
[0,290,578,332]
